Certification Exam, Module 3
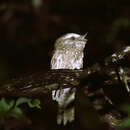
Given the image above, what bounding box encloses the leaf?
[9,107,23,118]
[0,98,14,112]
[15,97,31,107]
[120,104,130,115]
[28,99,41,109]
[118,118,130,129]
[15,97,41,109]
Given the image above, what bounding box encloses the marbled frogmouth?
[51,33,87,125]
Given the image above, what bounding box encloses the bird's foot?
[52,87,64,101]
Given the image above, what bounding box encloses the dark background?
[0,0,130,129]
[0,0,130,81]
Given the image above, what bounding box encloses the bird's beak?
[80,33,88,39]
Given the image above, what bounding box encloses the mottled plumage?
[51,33,87,125]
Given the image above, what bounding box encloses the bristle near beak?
[82,33,88,39]
[80,33,88,39]
[79,33,88,44]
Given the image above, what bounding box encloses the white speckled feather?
[51,33,87,125]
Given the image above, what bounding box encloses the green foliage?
[0,97,41,126]
[117,104,130,129]
[15,97,41,109]
[28,99,41,109]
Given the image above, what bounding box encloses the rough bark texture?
[0,70,82,97]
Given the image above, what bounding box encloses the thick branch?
[0,70,82,97]
[0,64,122,98]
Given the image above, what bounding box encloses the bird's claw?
[52,87,64,101]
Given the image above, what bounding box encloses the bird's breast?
[51,50,83,69]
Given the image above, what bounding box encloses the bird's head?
[54,33,87,51]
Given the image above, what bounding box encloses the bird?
[51,33,87,125]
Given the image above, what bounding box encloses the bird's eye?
[70,36,75,40]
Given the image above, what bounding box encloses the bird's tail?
[57,106,75,125]
[52,88,76,125]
